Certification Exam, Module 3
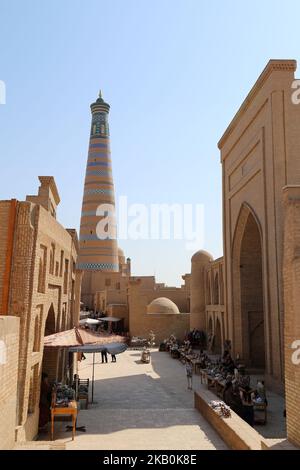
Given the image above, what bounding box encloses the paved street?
[18,349,227,450]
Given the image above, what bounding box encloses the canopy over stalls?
[79,318,101,326]
[44,326,126,348]
[100,317,121,322]
[44,327,128,403]
[69,343,128,355]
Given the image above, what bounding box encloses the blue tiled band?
[87,162,110,167]
[89,143,108,149]
[77,262,119,270]
[84,188,114,195]
[86,170,111,176]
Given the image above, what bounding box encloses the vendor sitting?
[199,350,208,368]
[221,351,235,374]
[223,378,243,417]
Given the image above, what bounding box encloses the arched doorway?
[42,304,58,381]
[214,318,222,355]
[232,205,265,369]
[44,304,55,336]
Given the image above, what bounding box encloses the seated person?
[223,379,243,417]
[254,380,268,405]
[240,386,256,426]
[221,351,235,374]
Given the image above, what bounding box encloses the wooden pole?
[92,352,95,403]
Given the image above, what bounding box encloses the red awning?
[44,326,127,348]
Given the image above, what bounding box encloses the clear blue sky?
[1,0,300,286]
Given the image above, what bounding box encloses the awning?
[68,343,128,355]
[79,318,101,326]
[99,317,121,322]
[44,326,127,348]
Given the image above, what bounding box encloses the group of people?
[218,350,267,426]
[187,329,205,347]
[222,377,267,426]
[183,347,267,427]
[101,348,116,363]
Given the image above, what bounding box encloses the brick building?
[0,176,82,446]
[189,60,300,446]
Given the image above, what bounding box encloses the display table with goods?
[209,400,231,418]
[51,385,78,441]
[200,367,268,425]
[253,396,267,425]
[130,336,148,349]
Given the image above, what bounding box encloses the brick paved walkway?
[16,349,227,450]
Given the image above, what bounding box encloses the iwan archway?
[232,204,265,370]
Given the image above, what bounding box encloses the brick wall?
[128,281,190,344]
[283,186,300,447]
[0,178,81,444]
[0,316,19,449]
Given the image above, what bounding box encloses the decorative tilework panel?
[84,188,114,195]
[76,262,119,271]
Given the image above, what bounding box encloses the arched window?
[206,273,211,305]
[49,243,55,275]
[214,273,219,305]
[33,314,41,352]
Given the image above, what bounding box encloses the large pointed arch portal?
[232,204,265,369]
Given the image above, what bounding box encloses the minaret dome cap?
[90,90,110,114]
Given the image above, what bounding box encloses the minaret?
[78,91,119,307]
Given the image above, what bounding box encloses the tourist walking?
[111,353,116,362]
[101,348,108,363]
[186,361,193,390]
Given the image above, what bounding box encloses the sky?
[1,0,300,286]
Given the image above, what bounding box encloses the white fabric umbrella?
[79,318,101,325]
[99,317,121,322]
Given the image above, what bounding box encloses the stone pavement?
[16,349,227,450]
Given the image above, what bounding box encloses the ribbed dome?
[191,250,213,264]
[147,297,180,315]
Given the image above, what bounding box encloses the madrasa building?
[78,60,300,446]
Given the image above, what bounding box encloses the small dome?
[191,250,213,264]
[147,297,180,315]
[118,247,125,263]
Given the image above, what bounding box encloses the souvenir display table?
[253,397,267,425]
[51,400,77,441]
[51,386,78,441]
[200,368,267,425]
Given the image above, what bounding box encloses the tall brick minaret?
[78,91,119,307]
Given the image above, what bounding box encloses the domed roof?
[191,249,213,264]
[91,90,110,113]
[147,297,180,315]
[118,247,125,264]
